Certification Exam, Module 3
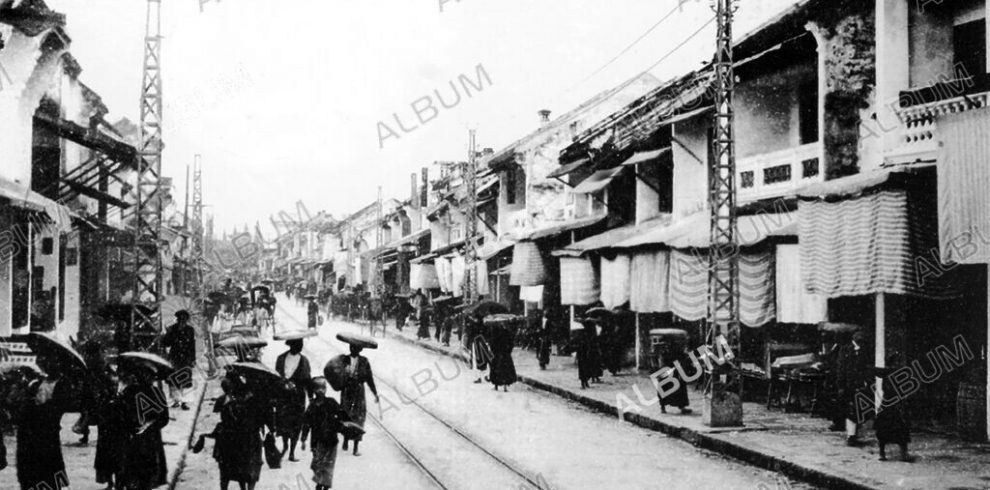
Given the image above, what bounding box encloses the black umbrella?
[216,336,268,349]
[26,333,87,374]
[229,362,284,392]
[117,352,174,380]
[462,301,509,319]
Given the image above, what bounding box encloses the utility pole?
[375,186,384,298]
[191,154,213,375]
[704,0,742,427]
[463,130,479,303]
[132,0,164,349]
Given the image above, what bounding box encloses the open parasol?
[26,333,87,374]
[584,307,613,319]
[216,336,268,349]
[117,352,174,379]
[462,300,509,319]
[229,362,283,391]
[273,330,317,341]
[336,332,378,349]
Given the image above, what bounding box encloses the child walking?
[302,377,351,490]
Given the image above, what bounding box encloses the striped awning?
[617,210,796,249]
[798,185,959,299]
[668,249,776,326]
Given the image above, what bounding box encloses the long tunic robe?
[488,326,517,387]
[338,355,376,442]
[302,397,349,487]
[213,393,265,483]
[119,383,170,490]
[14,379,71,490]
[275,351,312,439]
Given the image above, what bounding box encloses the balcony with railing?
[887,75,990,163]
[736,142,823,202]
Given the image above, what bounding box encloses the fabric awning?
[936,108,990,264]
[616,210,796,249]
[600,254,631,309]
[553,216,671,257]
[478,238,515,260]
[392,228,430,248]
[798,184,959,299]
[668,249,776,326]
[621,148,671,166]
[570,167,626,194]
[546,158,592,179]
[629,250,670,313]
[508,215,607,241]
[410,252,438,264]
[509,241,548,286]
[559,256,599,305]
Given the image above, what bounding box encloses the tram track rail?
[270,300,550,489]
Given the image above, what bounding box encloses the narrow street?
[176,295,813,490]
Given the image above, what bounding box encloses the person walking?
[301,378,351,490]
[307,296,320,330]
[334,342,379,456]
[835,330,870,446]
[488,321,517,392]
[275,338,313,462]
[161,310,196,410]
[93,366,126,490]
[118,363,170,490]
[574,321,603,390]
[536,309,554,370]
[10,357,73,490]
[656,341,692,414]
[875,354,913,462]
[213,376,266,490]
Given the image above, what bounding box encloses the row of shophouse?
[0,0,197,342]
[263,0,990,439]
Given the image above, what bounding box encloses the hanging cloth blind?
[775,244,827,324]
[451,254,466,297]
[600,254,631,309]
[629,250,670,313]
[410,263,440,290]
[559,256,600,305]
[510,241,549,286]
[669,250,707,321]
[739,250,775,328]
[937,107,990,264]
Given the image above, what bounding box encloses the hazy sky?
[47,0,799,235]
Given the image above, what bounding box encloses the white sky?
[47,0,799,235]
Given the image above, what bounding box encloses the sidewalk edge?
[379,327,878,490]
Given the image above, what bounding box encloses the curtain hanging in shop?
[510,241,548,286]
[775,244,827,324]
[476,260,490,296]
[629,250,670,313]
[739,250,775,327]
[451,254,466,297]
[520,285,544,303]
[410,262,440,290]
[669,250,707,321]
[937,107,990,264]
[600,253,631,309]
[437,257,454,293]
[799,188,959,299]
[559,256,600,305]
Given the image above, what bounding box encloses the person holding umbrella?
[10,335,84,490]
[274,335,313,462]
[212,375,266,490]
[487,316,517,392]
[161,310,196,410]
[326,333,379,456]
[117,354,171,490]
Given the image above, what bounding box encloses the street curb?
[380,328,878,490]
[166,373,211,490]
